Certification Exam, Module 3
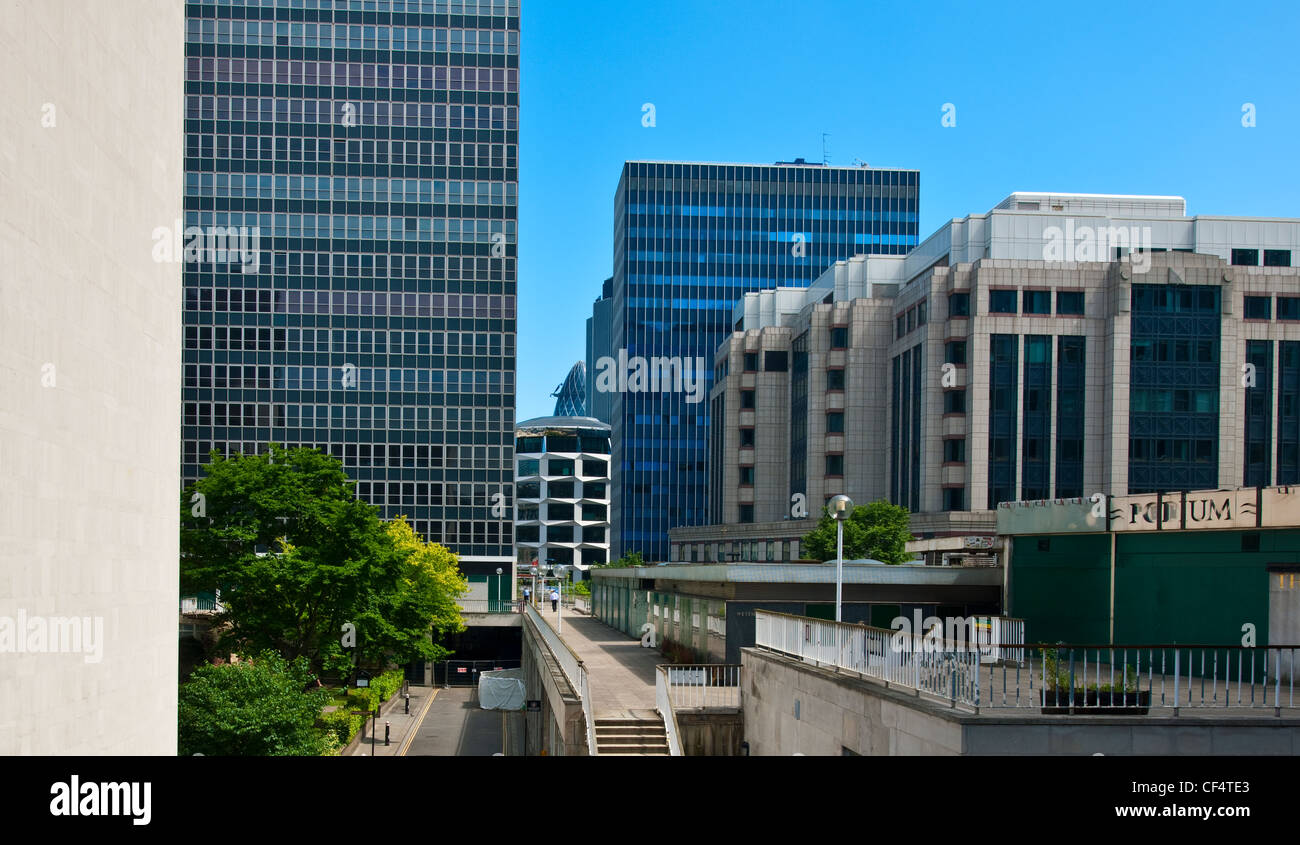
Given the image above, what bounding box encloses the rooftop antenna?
[822,133,831,165]
[853,157,870,168]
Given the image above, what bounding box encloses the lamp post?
[495,567,503,613]
[828,494,854,622]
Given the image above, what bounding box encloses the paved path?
[403,686,505,756]
[536,604,662,718]
[347,685,428,757]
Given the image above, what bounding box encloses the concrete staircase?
[593,715,670,756]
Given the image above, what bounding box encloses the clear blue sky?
[516,0,1300,422]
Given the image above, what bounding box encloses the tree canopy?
[178,651,334,757]
[181,444,466,675]
[800,500,914,565]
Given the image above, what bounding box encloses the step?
[596,728,666,737]
[598,743,670,754]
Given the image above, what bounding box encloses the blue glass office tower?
[182,0,520,576]
[605,160,920,560]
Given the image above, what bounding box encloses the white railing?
[754,610,983,709]
[524,602,597,755]
[659,664,741,709]
[655,667,684,756]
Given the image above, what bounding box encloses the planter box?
[1040,689,1151,715]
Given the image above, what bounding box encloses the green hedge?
[318,669,406,750]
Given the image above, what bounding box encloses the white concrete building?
[0,1,184,754]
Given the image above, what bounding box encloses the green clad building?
[1001,486,1300,647]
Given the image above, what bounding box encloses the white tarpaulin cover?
[478,668,525,711]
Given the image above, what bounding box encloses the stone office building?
[672,192,1300,564]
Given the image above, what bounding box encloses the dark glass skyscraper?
[602,160,920,559]
[182,0,519,575]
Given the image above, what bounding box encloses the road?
[403,686,505,756]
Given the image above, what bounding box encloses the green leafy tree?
[178,651,335,756]
[347,518,467,670]
[181,444,465,673]
[801,500,914,565]
[602,551,645,569]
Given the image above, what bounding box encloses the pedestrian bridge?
[517,601,741,755]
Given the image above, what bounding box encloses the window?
[517,458,539,476]
[548,503,574,520]
[740,428,755,447]
[826,369,846,390]
[896,315,907,339]
[830,327,849,348]
[945,341,967,366]
[917,301,928,326]
[943,439,965,462]
[743,352,759,372]
[1279,297,1300,321]
[516,436,543,452]
[948,292,970,317]
[1024,290,1051,314]
[826,412,845,433]
[942,487,964,510]
[944,390,966,413]
[547,480,574,498]
[548,458,575,476]
[1244,296,1272,320]
[1264,249,1292,268]
[582,481,606,499]
[990,290,1018,313]
[764,351,788,372]
[582,458,607,477]
[1056,291,1085,315]
[738,504,754,524]
[582,525,605,543]
[1232,248,1259,266]
[741,390,756,409]
[825,454,844,475]
[581,504,606,521]
[738,466,754,485]
[516,481,540,499]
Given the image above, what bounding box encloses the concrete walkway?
[536,603,662,718]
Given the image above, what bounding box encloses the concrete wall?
[742,648,963,756]
[677,711,744,756]
[519,614,587,755]
[0,0,184,754]
[742,648,1300,755]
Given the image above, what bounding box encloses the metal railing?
[180,595,221,613]
[997,645,1300,714]
[755,611,1300,715]
[523,602,597,755]
[658,664,741,709]
[655,667,685,756]
[457,598,521,614]
[755,610,985,709]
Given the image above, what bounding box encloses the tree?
[181,444,466,674]
[178,651,334,756]
[800,500,914,565]
[598,551,644,569]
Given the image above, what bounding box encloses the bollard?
[404,693,410,715]
[385,721,391,746]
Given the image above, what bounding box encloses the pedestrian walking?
[550,588,559,612]
[523,586,531,604]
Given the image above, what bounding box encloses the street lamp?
[829,494,854,622]
[495,567,503,613]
